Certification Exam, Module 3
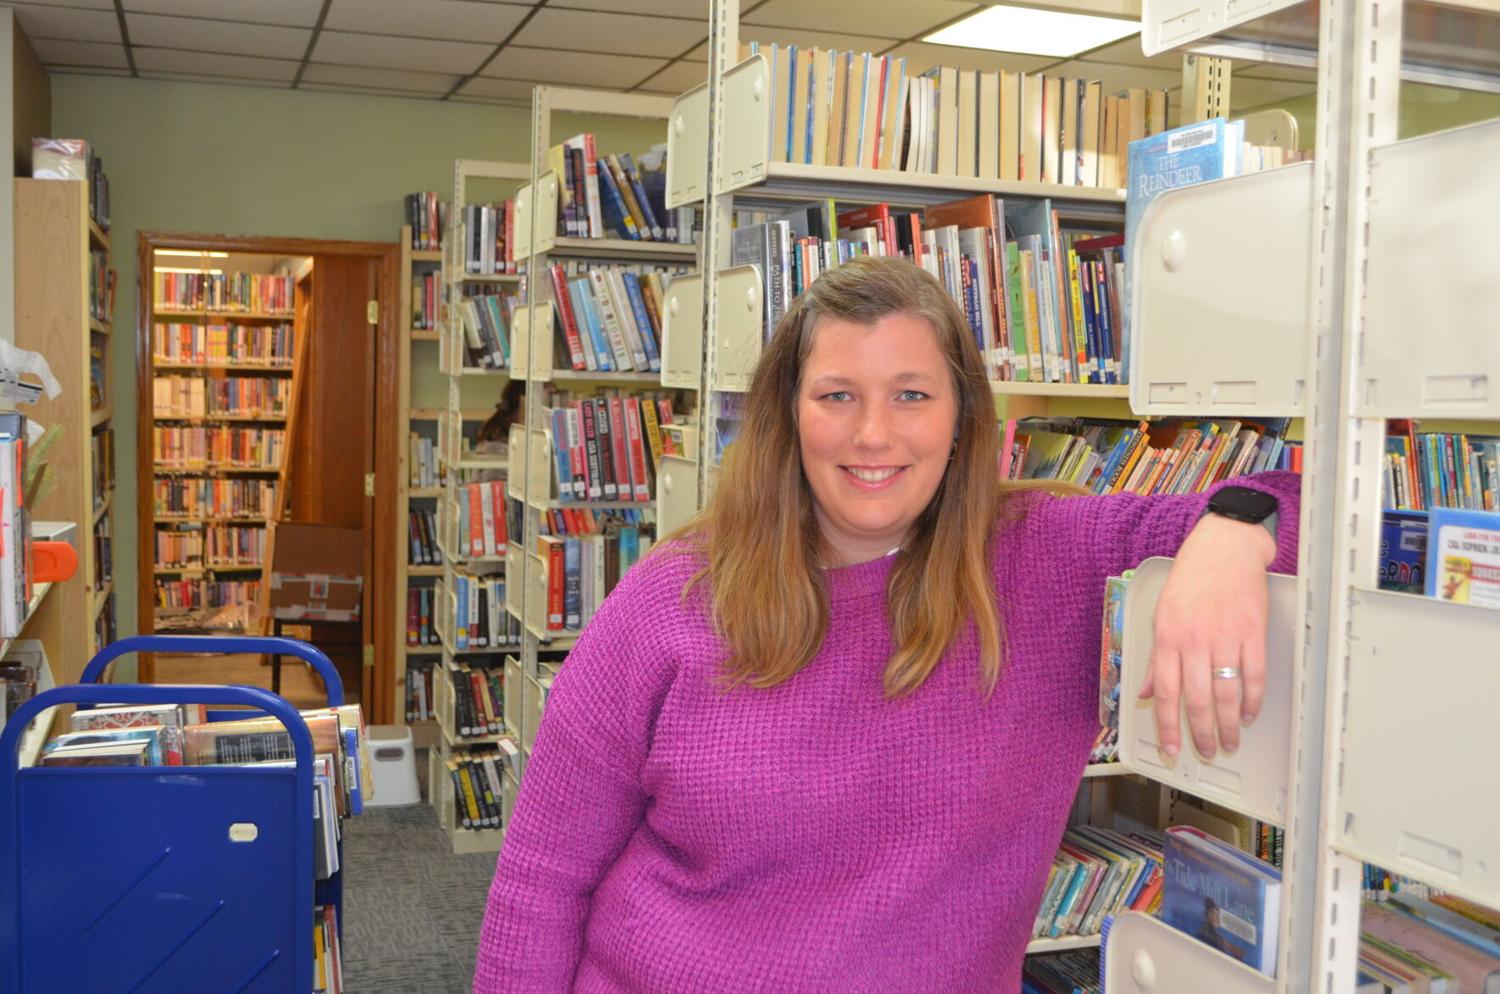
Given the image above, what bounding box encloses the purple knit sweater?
[473,472,1301,993]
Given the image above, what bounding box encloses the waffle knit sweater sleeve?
[473,471,1300,994]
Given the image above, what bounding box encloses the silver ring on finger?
[1211,666,1241,681]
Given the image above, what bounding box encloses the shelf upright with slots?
[396,225,446,750]
[507,85,699,794]
[426,160,530,855]
[13,177,114,683]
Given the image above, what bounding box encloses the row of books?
[95,591,116,650]
[1357,892,1500,992]
[411,270,441,331]
[405,585,441,648]
[548,137,691,243]
[459,201,520,276]
[1384,420,1499,512]
[92,426,115,509]
[545,391,679,504]
[732,195,1124,384]
[447,661,508,740]
[455,289,518,371]
[154,524,264,570]
[537,514,653,633]
[408,432,441,488]
[453,480,509,559]
[154,272,295,314]
[405,660,436,720]
[92,514,112,587]
[1035,826,1163,941]
[1002,417,1298,495]
[90,343,106,411]
[543,263,678,375]
[448,745,517,830]
[153,375,289,420]
[408,508,439,566]
[313,904,344,994]
[0,416,31,638]
[153,577,259,609]
[1022,948,1100,994]
[153,322,297,367]
[88,248,115,322]
[404,191,447,252]
[153,426,285,471]
[451,573,521,651]
[155,478,276,519]
[743,42,1171,187]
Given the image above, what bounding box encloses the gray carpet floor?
[341,751,498,993]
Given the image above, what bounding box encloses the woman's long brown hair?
[677,256,1013,697]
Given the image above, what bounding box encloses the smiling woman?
[472,256,1301,994]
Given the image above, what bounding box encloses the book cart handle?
[79,635,345,707]
[0,682,315,994]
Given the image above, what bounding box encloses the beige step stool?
[366,724,421,806]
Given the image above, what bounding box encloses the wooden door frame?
[136,232,402,723]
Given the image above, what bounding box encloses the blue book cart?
[0,635,346,994]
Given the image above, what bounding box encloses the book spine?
[549,265,587,369]
[564,537,582,630]
[622,273,661,372]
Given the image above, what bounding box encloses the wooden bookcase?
[13,177,114,682]
[140,250,309,639]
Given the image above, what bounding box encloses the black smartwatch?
[1204,485,1279,544]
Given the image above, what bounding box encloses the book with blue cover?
[1123,118,1243,379]
[1425,507,1500,607]
[1161,825,1281,976]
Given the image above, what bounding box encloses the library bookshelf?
[13,178,114,683]
[139,249,309,644]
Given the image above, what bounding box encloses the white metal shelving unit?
[508,85,701,789]
[1103,1,1500,992]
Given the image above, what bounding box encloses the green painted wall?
[49,73,670,640]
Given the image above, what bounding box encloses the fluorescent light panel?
[155,249,229,258]
[924,5,1140,58]
[155,267,225,275]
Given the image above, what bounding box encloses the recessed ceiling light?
[924,5,1140,59]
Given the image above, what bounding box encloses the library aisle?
[3,1,1498,992]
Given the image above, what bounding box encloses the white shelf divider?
[1130,163,1313,417]
[1118,558,1295,828]
[1360,116,1500,419]
[710,265,764,393]
[1104,912,1275,994]
[660,272,704,391]
[656,454,700,538]
[1338,587,1500,909]
[716,54,772,196]
[667,81,709,208]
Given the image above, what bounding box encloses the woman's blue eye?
[898,390,929,401]
[821,391,851,402]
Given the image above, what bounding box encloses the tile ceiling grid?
[9,0,1315,108]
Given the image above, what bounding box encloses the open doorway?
[136,233,401,716]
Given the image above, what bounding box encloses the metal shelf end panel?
[1118,558,1296,828]
[661,273,705,390]
[1131,163,1314,417]
[1361,117,1500,419]
[710,265,764,393]
[667,82,710,209]
[715,54,771,196]
[1340,587,1500,909]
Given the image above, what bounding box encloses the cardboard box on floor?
[266,521,363,622]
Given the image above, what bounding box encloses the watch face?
[1212,486,1278,522]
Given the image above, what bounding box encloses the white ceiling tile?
[312,30,494,74]
[1045,59,1183,92]
[744,0,978,39]
[484,47,665,88]
[683,41,708,61]
[301,63,461,94]
[324,0,530,43]
[121,0,324,27]
[882,41,1055,75]
[140,71,291,88]
[133,47,301,81]
[124,13,312,59]
[634,59,709,94]
[513,8,707,58]
[456,76,537,101]
[551,0,708,17]
[28,38,130,68]
[1073,36,1175,69]
[1226,77,1317,110]
[9,3,121,42]
[739,26,905,53]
